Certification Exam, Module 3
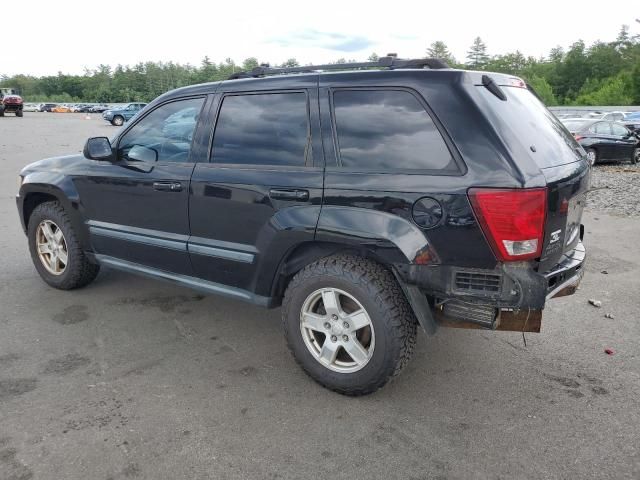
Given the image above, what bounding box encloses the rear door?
[591,122,615,159]
[611,122,636,160]
[188,84,324,292]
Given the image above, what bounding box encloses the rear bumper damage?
[397,240,586,333]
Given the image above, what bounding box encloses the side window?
[593,122,611,135]
[611,123,629,136]
[332,89,456,171]
[118,97,204,163]
[212,92,309,166]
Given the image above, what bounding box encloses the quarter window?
[611,123,629,136]
[118,98,204,163]
[332,90,455,171]
[212,92,309,166]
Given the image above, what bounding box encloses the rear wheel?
[586,148,598,166]
[28,201,100,290]
[111,115,124,126]
[282,254,417,396]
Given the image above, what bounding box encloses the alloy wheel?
[36,220,68,275]
[300,287,375,373]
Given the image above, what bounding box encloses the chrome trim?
[89,226,186,252]
[94,254,272,307]
[188,243,254,263]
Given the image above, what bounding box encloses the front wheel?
[586,148,598,166]
[282,254,417,396]
[632,148,639,165]
[16,109,23,117]
[111,115,124,126]
[28,201,100,290]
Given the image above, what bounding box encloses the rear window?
[478,86,583,168]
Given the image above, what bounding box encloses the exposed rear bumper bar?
[544,241,585,299]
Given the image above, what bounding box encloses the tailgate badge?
[550,229,562,244]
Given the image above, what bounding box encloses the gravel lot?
[1,113,639,480]
[588,163,640,217]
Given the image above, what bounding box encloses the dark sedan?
[562,119,639,166]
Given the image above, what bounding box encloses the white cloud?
[3,0,636,76]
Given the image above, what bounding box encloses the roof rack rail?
[227,54,449,80]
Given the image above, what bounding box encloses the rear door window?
[331,89,457,172]
[212,92,309,167]
[593,122,612,135]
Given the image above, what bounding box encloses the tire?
[282,254,417,396]
[111,115,124,126]
[27,201,100,290]
[586,148,598,166]
[16,109,23,117]
[0,108,4,117]
[632,148,639,165]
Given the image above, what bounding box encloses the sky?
[4,0,638,77]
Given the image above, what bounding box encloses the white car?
[22,103,41,112]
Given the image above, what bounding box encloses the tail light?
[573,134,583,141]
[468,188,547,261]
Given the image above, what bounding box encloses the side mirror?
[127,145,158,163]
[84,137,113,161]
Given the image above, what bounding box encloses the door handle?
[269,189,309,201]
[153,181,183,192]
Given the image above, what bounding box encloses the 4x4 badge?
[550,229,562,244]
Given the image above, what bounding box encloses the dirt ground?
[1,113,639,479]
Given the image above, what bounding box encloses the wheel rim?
[587,150,596,166]
[36,220,68,275]
[300,288,375,373]
[114,116,123,125]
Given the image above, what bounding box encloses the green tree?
[574,74,633,105]
[527,75,558,105]
[426,41,457,66]
[466,37,489,69]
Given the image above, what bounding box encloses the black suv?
[16,57,589,395]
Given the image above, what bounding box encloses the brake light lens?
[573,134,584,141]
[468,188,547,261]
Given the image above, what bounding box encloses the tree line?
[1,26,639,106]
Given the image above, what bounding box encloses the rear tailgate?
[538,160,589,271]
[474,76,590,270]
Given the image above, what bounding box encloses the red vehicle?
[0,88,24,117]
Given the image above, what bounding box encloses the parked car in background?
[102,102,147,126]
[562,118,639,165]
[622,112,640,132]
[51,105,73,113]
[71,104,91,113]
[23,103,41,112]
[89,104,110,113]
[39,104,58,112]
[587,111,627,122]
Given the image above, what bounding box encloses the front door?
[75,96,207,275]
[188,86,324,294]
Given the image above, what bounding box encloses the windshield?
[477,85,584,168]
[562,120,589,132]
